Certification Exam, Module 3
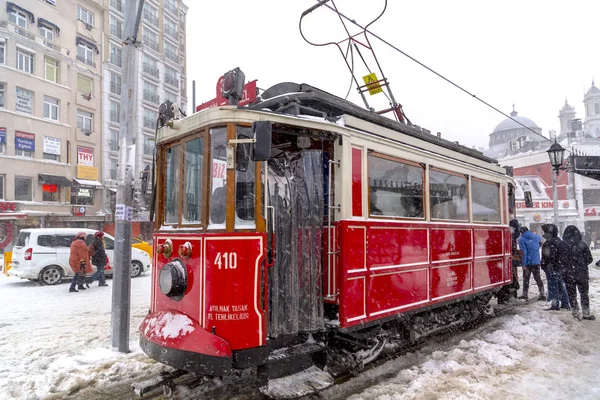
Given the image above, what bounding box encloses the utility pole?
[112,0,145,353]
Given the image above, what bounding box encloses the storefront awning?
[38,174,72,187]
[0,213,26,220]
[73,178,103,188]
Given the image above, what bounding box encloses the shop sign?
[0,128,5,145]
[16,88,33,114]
[77,188,92,197]
[77,165,99,180]
[196,78,258,112]
[516,200,558,209]
[0,202,18,212]
[43,137,61,156]
[585,208,598,217]
[15,131,35,151]
[77,146,94,166]
[533,213,541,222]
[42,184,57,193]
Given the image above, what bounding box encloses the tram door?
[267,148,325,338]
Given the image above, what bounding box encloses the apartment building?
[101,0,188,217]
[0,0,106,244]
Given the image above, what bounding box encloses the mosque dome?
[493,107,539,133]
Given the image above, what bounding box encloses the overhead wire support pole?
[112,0,145,353]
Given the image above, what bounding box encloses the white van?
[10,228,152,285]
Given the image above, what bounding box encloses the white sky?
[185,0,600,150]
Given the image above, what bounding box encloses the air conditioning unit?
[84,22,93,31]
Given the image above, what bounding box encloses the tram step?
[268,342,326,379]
[260,365,334,399]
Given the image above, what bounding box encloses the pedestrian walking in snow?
[518,227,546,301]
[541,224,570,311]
[68,232,92,293]
[498,219,521,304]
[86,231,108,288]
[562,225,595,320]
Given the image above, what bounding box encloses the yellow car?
[132,237,153,258]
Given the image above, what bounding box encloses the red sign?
[585,208,598,217]
[196,77,258,112]
[42,184,57,193]
[77,146,94,166]
[0,202,17,212]
[516,201,556,209]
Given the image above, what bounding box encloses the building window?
[44,96,59,121]
[39,25,54,41]
[0,127,5,154]
[0,82,4,108]
[143,107,158,129]
[110,129,118,152]
[110,0,123,13]
[142,3,159,25]
[9,9,28,28]
[164,65,178,88]
[596,103,600,115]
[15,87,33,114]
[77,110,93,135]
[109,15,123,39]
[143,136,154,156]
[110,158,117,180]
[45,57,59,83]
[109,100,120,123]
[77,43,94,66]
[15,131,35,157]
[143,28,159,52]
[42,184,59,202]
[143,81,159,104]
[110,72,122,95]
[164,90,177,105]
[164,0,177,14]
[15,177,33,201]
[164,41,178,62]
[142,54,159,77]
[110,43,122,67]
[16,49,34,74]
[164,16,177,38]
[0,175,4,200]
[77,6,94,26]
[77,74,93,97]
[0,42,5,64]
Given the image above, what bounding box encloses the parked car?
[131,237,153,258]
[10,228,152,285]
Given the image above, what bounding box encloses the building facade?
[100,0,188,218]
[0,0,106,249]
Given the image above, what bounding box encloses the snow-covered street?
[1,262,600,400]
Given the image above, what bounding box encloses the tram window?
[183,138,203,224]
[235,127,255,228]
[164,145,181,225]
[472,180,500,222]
[209,128,227,228]
[430,169,468,221]
[368,155,424,218]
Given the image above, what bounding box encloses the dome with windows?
[485,105,545,159]
[493,109,539,133]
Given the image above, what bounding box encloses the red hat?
[95,231,104,238]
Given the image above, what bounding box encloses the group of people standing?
[509,219,595,320]
[68,231,108,293]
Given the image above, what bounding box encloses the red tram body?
[139,82,515,395]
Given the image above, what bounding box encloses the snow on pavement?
[0,274,167,400]
[348,265,600,400]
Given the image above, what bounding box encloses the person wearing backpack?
[541,223,570,311]
[518,227,546,301]
[562,225,595,320]
[87,231,108,287]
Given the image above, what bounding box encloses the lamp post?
[547,141,566,227]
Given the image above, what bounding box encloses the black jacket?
[562,225,593,283]
[541,223,568,275]
[90,237,107,266]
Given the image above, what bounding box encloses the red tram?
[139,80,515,396]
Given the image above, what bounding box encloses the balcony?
[164,27,177,39]
[16,27,35,40]
[1,20,69,57]
[143,91,159,104]
[143,35,159,52]
[76,55,96,68]
[110,81,121,95]
[143,62,159,78]
[164,49,178,63]
[143,10,159,26]
[143,117,156,129]
[110,24,123,39]
[110,110,120,123]
[164,74,179,88]
[110,0,123,13]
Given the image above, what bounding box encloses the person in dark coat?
[498,219,521,304]
[518,227,546,300]
[562,225,595,320]
[69,232,92,293]
[541,224,570,311]
[87,231,108,287]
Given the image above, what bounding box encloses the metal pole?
[192,80,196,113]
[111,0,145,353]
[553,171,559,228]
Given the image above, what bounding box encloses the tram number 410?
[214,252,238,270]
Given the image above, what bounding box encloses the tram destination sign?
[196,77,257,112]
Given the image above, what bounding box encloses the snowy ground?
[1,257,600,400]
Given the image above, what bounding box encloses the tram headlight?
[159,260,187,301]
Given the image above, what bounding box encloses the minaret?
[583,79,600,138]
[558,99,576,135]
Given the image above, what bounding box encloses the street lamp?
[547,140,566,227]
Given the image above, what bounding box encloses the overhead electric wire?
[310,0,561,148]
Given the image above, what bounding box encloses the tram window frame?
[163,144,182,225]
[234,126,256,229]
[208,127,229,230]
[182,136,206,226]
[471,178,501,223]
[367,152,425,220]
[429,168,470,222]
